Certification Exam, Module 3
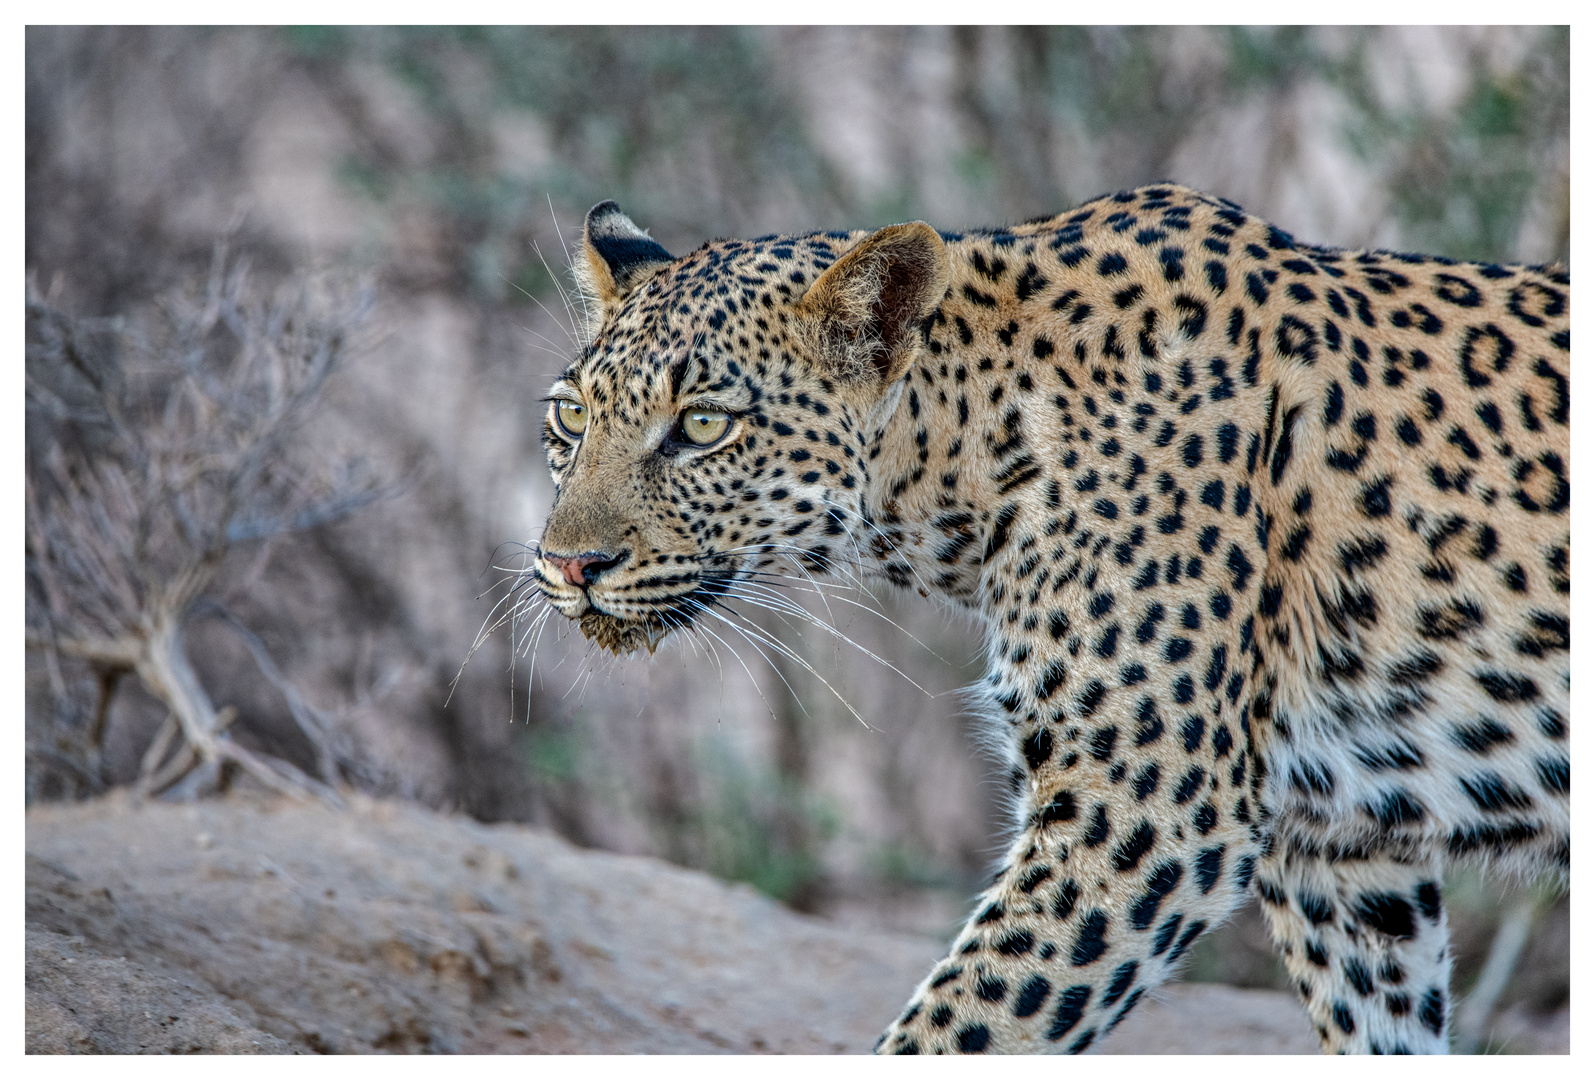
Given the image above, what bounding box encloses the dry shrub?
[25,247,381,800]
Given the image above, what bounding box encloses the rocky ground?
[25,794,1562,1054]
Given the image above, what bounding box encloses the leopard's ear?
[795,222,949,387]
[574,201,674,334]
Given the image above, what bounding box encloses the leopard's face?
[533,236,894,655]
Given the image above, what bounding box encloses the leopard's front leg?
[875,707,1263,1054]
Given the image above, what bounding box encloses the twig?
[1451,893,1543,1054]
[194,598,344,787]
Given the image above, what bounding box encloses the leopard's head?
[531,201,949,654]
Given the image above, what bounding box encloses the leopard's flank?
[529,185,1570,1054]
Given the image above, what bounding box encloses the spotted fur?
[529,186,1570,1053]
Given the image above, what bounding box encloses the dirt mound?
[27,793,1323,1054]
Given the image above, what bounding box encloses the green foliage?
[282,25,347,60]
[1332,27,1568,262]
[872,840,964,891]
[685,740,839,906]
[1387,68,1553,261]
[282,26,1567,305]
[520,717,837,907]
[523,723,582,783]
[281,27,836,302]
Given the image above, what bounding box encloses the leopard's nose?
[544,550,626,587]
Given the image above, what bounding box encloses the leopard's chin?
[578,611,674,656]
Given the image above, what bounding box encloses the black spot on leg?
[1173,766,1204,804]
[1129,861,1182,930]
[1474,671,1540,703]
[1296,891,1334,925]
[1269,405,1300,485]
[1046,985,1092,1041]
[1451,718,1514,753]
[1106,986,1146,1034]
[1535,756,1570,795]
[1355,893,1416,939]
[1364,789,1426,828]
[1070,910,1109,965]
[1023,728,1055,770]
[1037,789,1078,827]
[1344,958,1375,997]
[956,1024,991,1052]
[1256,878,1286,907]
[1102,960,1138,1006]
[1151,914,1184,956]
[1419,988,1446,1036]
[1090,726,1119,761]
[1014,976,1051,1017]
[1019,865,1054,894]
[1459,772,1534,812]
[995,929,1036,955]
[1360,476,1392,517]
[975,976,1007,1002]
[1052,878,1080,921]
[1132,762,1161,800]
[1193,846,1226,893]
[1167,919,1206,962]
[1332,1000,1356,1035]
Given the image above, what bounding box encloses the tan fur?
[533,185,1569,1054]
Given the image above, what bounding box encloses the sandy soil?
[21,791,1405,1055]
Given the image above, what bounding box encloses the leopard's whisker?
[686,602,815,722]
[544,195,591,343]
[748,582,948,664]
[524,241,582,352]
[453,593,524,702]
[686,596,872,729]
[713,583,933,696]
[681,611,786,725]
[704,548,947,664]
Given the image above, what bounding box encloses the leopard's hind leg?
[1255,845,1451,1053]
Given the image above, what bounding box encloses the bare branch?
[25,250,380,801]
[193,598,346,787]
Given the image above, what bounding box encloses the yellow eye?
[681,408,731,446]
[555,399,588,437]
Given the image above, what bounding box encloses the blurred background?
[25,26,1568,1052]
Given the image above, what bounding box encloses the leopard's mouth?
[577,610,674,656]
[563,567,740,656]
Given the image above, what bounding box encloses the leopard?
[525,184,1569,1054]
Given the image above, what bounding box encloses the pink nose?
[545,552,620,587]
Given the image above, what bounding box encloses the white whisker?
[713,583,932,697]
[686,597,874,729]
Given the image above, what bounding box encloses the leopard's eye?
[554,399,588,437]
[681,408,731,446]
